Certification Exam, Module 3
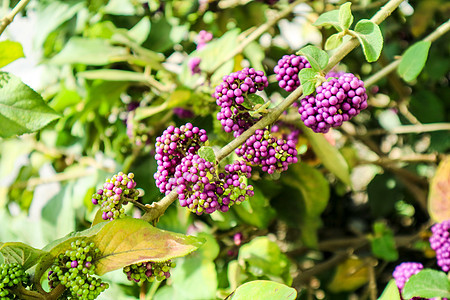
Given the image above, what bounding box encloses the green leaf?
[378,279,401,300]
[233,186,276,229]
[403,269,450,299]
[313,9,342,31]
[0,41,25,68]
[353,20,383,62]
[325,33,344,50]
[299,122,352,186]
[228,280,297,300]
[92,217,204,275]
[77,70,147,81]
[297,45,329,72]
[241,93,265,110]
[238,237,292,284]
[198,146,216,163]
[428,156,450,222]
[368,222,398,261]
[298,68,318,96]
[0,242,48,271]
[398,41,431,82]
[127,16,151,45]
[50,37,127,66]
[0,72,60,138]
[339,2,353,30]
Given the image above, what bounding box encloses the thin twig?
[362,122,450,136]
[0,0,30,36]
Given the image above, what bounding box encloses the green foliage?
[353,20,383,62]
[298,68,318,96]
[0,41,24,68]
[228,280,297,300]
[0,72,60,138]
[198,146,216,163]
[368,222,398,261]
[398,41,431,82]
[0,242,47,271]
[296,45,329,73]
[403,269,450,299]
[378,279,401,300]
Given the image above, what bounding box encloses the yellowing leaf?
[327,258,369,292]
[92,217,204,275]
[428,156,450,222]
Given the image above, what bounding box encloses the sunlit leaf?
[0,41,24,68]
[297,45,329,72]
[378,279,401,300]
[298,68,318,96]
[198,146,216,163]
[0,72,60,138]
[92,218,204,275]
[313,9,342,31]
[403,269,450,299]
[227,280,297,300]
[339,2,353,30]
[354,20,383,62]
[428,156,450,222]
[0,242,47,270]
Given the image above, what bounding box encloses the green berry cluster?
[48,239,109,299]
[123,260,176,284]
[91,172,139,220]
[0,263,29,299]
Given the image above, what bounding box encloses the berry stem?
[10,284,47,300]
[142,0,405,223]
[0,0,31,36]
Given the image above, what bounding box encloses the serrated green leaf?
[339,2,353,30]
[428,156,450,222]
[299,122,352,186]
[325,33,344,50]
[228,280,297,300]
[378,279,401,300]
[0,41,25,68]
[398,41,431,82]
[313,9,342,31]
[353,20,383,62]
[298,68,318,96]
[92,218,204,275]
[242,93,265,110]
[297,45,329,73]
[0,72,60,138]
[51,37,127,66]
[198,146,216,163]
[0,242,48,271]
[403,269,450,299]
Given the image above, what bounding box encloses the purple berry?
[188,57,201,75]
[298,73,368,133]
[430,220,450,272]
[274,55,311,92]
[392,262,424,299]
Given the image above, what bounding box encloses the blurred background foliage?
[0,0,449,299]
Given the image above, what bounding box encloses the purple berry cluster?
[274,54,311,92]
[91,172,139,220]
[174,155,254,214]
[298,73,368,133]
[392,262,423,293]
[214,68,269,137]
[195,30,213,50]
[235,128,298,174]
[154,123,208,195]
[429,220,450,272]
[48,239,108,299]
[123,260,175,284]
[325,70,345,79]
[219,160,254,212]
